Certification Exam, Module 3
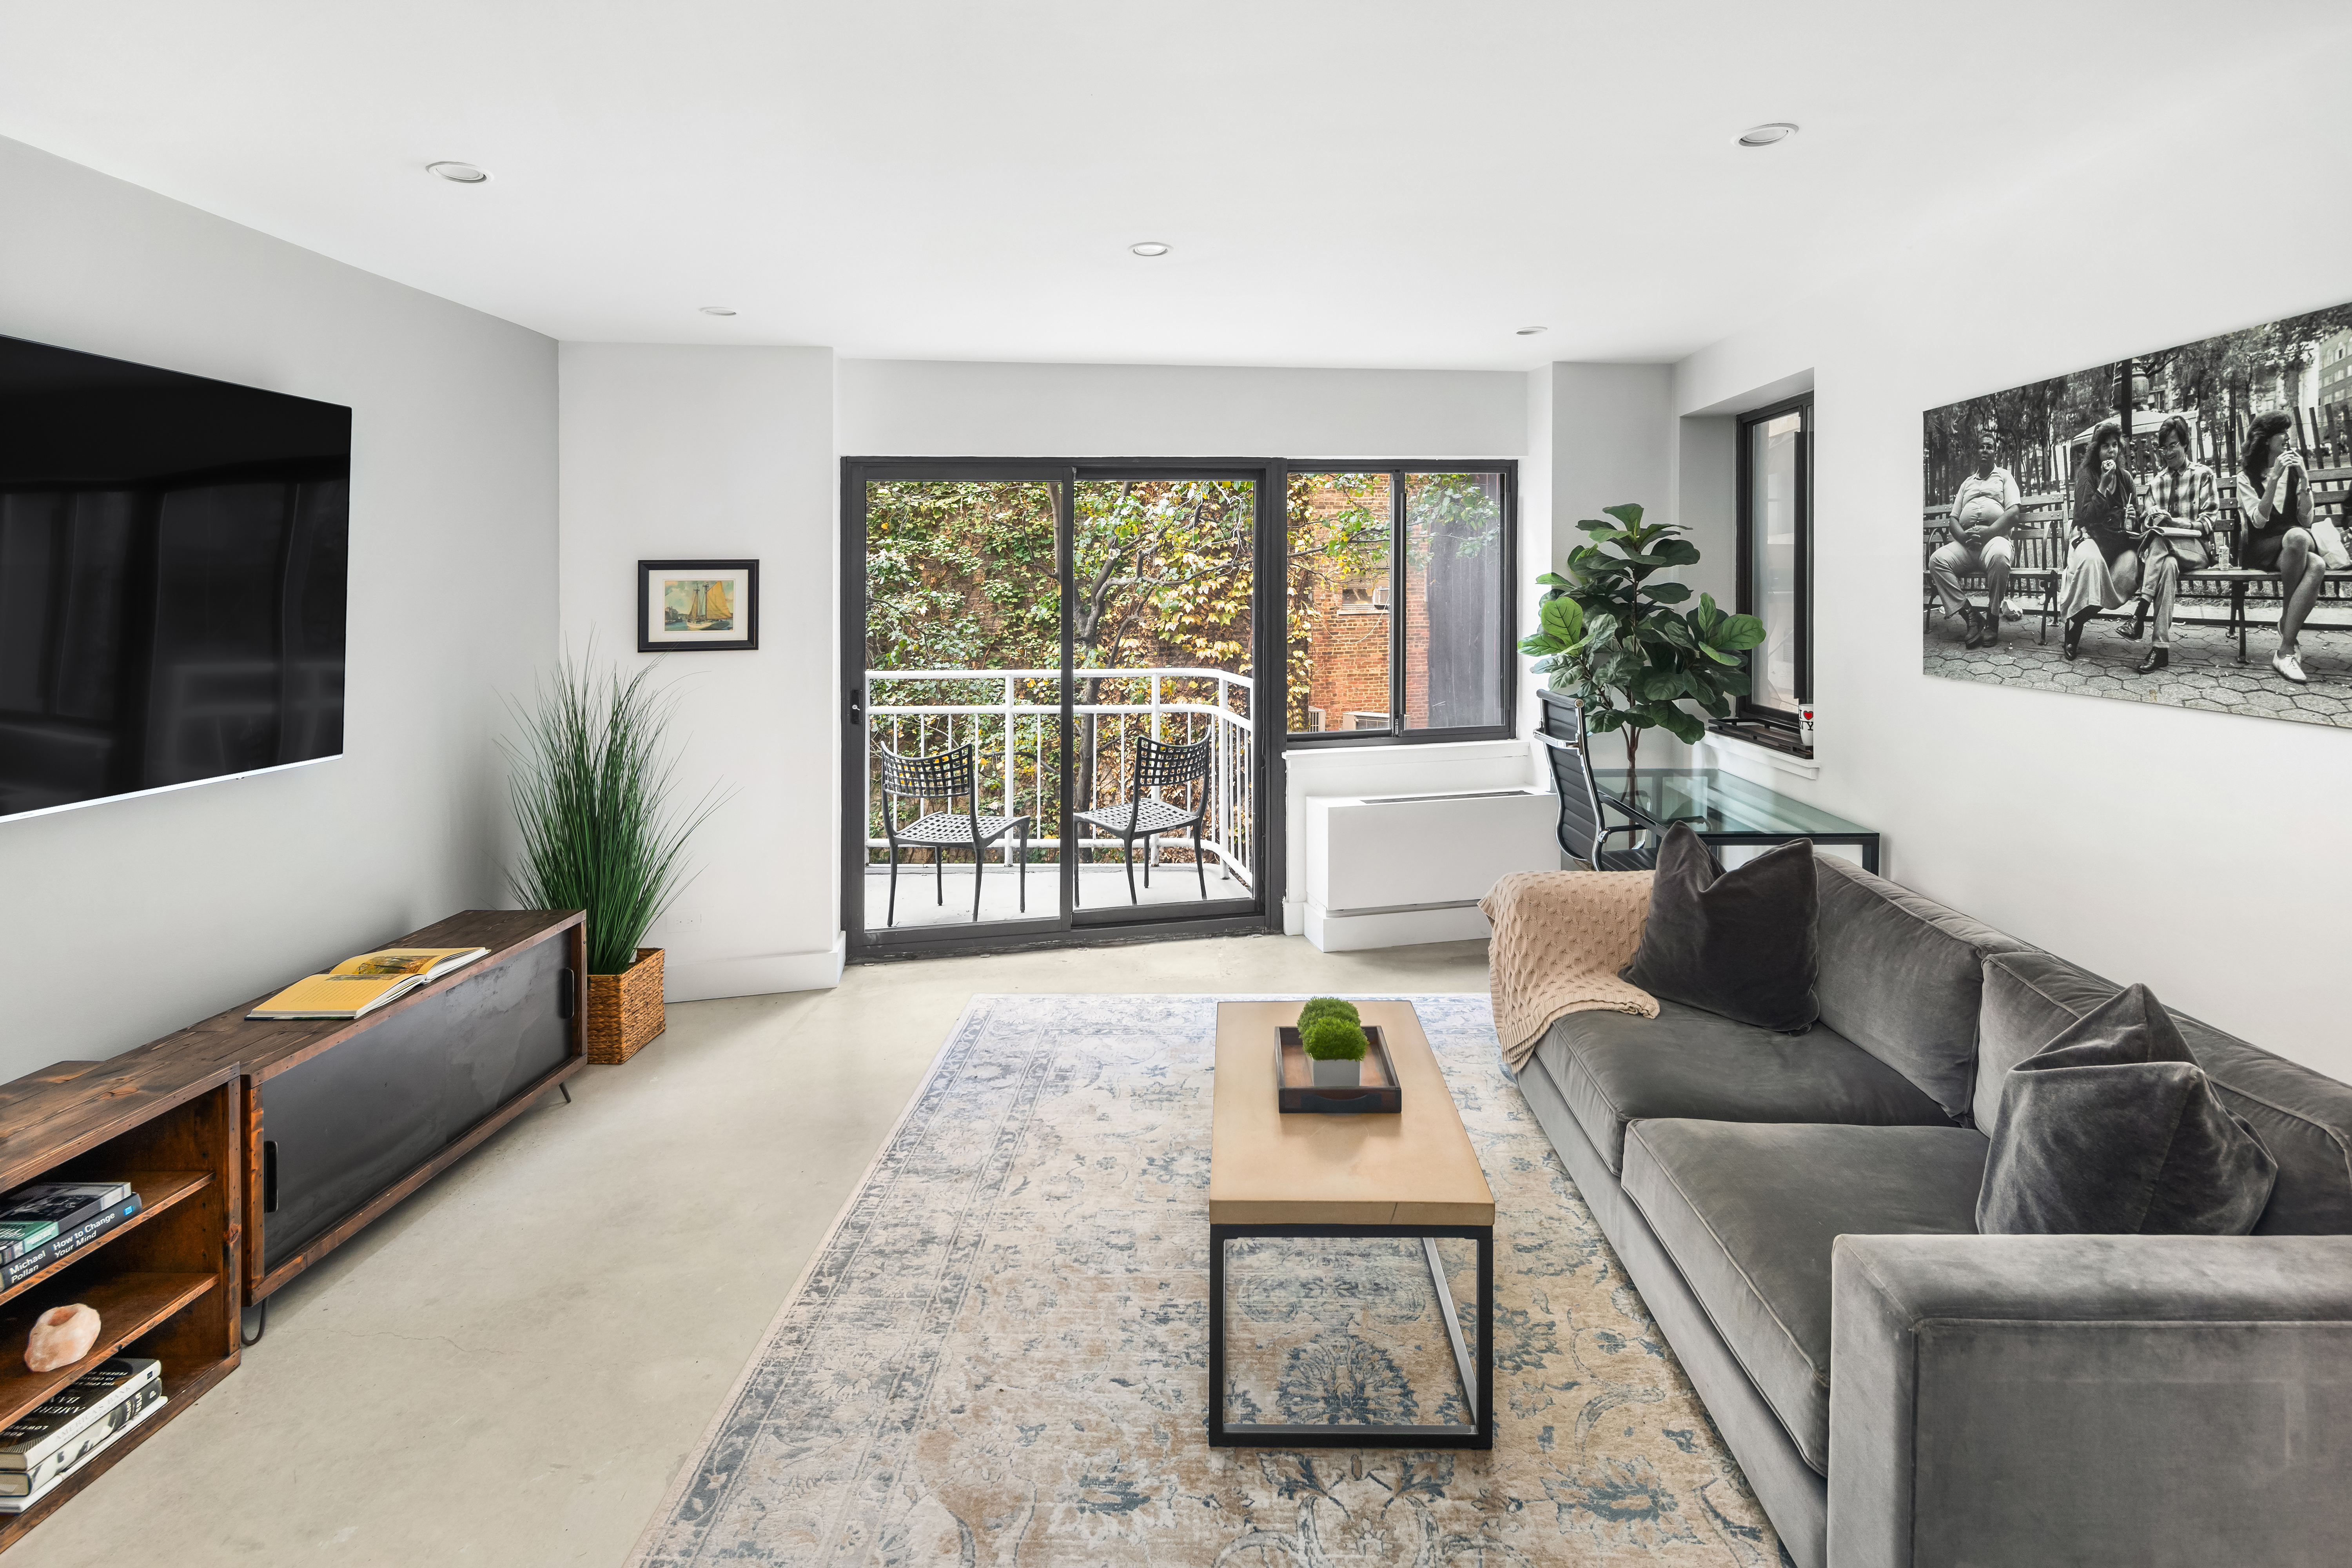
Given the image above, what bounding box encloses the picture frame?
[637,559,759,653]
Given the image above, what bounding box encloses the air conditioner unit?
[1304,787,1561,951]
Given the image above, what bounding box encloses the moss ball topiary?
[1300,1015,1369,1062]
[1297,997,1360,1032]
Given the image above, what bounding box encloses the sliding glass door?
[844,463,1279,956]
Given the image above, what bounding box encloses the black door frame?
[840,457,1288,962]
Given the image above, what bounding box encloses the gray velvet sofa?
[1508,854,2352,1568]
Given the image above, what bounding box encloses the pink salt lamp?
[25,1304,100,1372]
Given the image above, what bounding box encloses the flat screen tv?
[0,334,350,821]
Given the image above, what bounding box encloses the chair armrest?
[1829,1234,2352,1568]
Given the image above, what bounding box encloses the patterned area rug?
[631,995,1785,1567]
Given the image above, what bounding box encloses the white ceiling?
[1,2,2339,369]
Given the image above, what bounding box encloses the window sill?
[1700,724,1820,782]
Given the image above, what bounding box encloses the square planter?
[1310,1056,1362,1088]
[586,946,665,1065]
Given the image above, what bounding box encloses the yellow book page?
[249,973,416,1017]
[331,947,485,978]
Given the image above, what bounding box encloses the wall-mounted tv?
[0,334,350,821]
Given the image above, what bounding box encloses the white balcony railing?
[865,666,1254,889]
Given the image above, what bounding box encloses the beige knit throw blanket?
[1480,869,1658,1071]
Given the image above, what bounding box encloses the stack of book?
[0,1359,165,1512]
[0,1183,143,1290]
[246,945,489,1021]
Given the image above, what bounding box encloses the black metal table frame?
[1600,786,1881,875]
[1207,1221,1494,1450]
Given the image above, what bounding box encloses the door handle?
[847,686,865,727]
[262,1140,279,1214]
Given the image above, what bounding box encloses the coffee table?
[1207,1000,1495,1448]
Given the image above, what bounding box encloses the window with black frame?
[1729,398,1811,750]
[1284,464,1514,742]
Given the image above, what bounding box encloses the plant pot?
[1310,1057,1362,1088]
[585,947,665,1065]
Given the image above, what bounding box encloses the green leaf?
[1697,592,1720,623]
[1519,632,1564,657]
[1715,671,1753,696]
[1643,581,1693,603]
[1647,539,1701,567]
[1586,708,1627,732]
[1699,644,1742,665]
[1576,519,1618,538]
[1707,613,1768,652]
[1539,594,1584,644]
[1656,707,1707,745]
[1535,572,1569,587]
[1601,502,1645,529]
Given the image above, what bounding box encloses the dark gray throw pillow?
[1617,824,1818,1032]
[1977,982,2277,1235]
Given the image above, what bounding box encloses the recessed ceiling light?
[1129,241,1172,258]
[1516,326,1548,336]
[698,306,737,317]
[425,160,490,183]
[1735,123,1798,148]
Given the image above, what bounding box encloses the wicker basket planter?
[585,947,665,1064]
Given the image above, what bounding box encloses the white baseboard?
[661,931,846,1002]
[1302,902,1492,953]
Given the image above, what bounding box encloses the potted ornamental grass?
[1299,997,1369,1087]
[506,656,721,1065]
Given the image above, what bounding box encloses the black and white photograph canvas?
[1922,301,2352,727]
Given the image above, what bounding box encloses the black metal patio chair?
[877,743,1031,926]
[1534,695,1656,871]
[1074,733,1214,906]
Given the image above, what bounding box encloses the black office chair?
[1534,695,1657,871]
[876,744,1031,925]
[1074,733,1214,905]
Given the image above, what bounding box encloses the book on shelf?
[0,1193,143,1289]
[0,1359,165,1510]
[245,946,489,1021]
[0,1183,134,1266]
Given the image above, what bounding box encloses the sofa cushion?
[1813,855,2032,1122]
[1978,982,2277,1235]
[1621,1119,1991,1475]
[1533,1000,1951,1177]
[1980,950,2352,1235]
[1619,826,1819,1031]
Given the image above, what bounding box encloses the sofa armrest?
[1829,1233,2352,1568]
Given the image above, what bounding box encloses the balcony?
[862,666,1255,929]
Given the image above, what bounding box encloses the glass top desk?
[1592,768,1880,874]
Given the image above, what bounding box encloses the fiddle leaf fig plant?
[1517,503,1766,774]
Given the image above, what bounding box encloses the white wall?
[0,135,558,1078]
[557,345,841,999]
[1670,96,2352,1081]
[1541,363,1698,770]
[838,359,1526,458]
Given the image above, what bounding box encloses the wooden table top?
[1208,1000,1494,1227]
[110,909,581,1082]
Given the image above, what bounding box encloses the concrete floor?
[860,859,1250,929]
[15,932,1489,1568]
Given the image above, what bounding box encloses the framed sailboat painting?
[638,559,759,652]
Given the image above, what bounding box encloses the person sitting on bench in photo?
[2058,418,2143,660]
[1927,423,2022,648]
[2114,414,2217,675]
[2235,409,2326,686]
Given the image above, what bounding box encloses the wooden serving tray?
[1275,1025,1401,1115]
